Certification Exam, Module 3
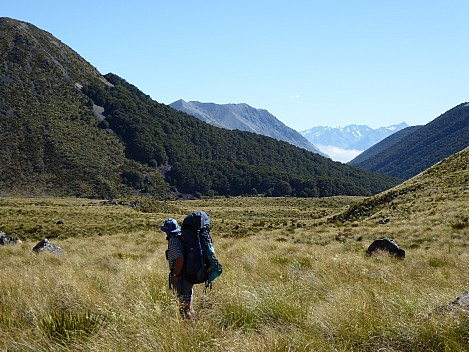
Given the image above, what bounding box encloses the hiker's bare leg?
[187,300,195,315]
[179,299,194,318]
[176,276,194,318]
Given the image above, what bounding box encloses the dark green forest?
[83,74,399,197]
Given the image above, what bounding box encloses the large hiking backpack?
[181,211,222,288]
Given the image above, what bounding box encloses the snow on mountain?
[300,123,409,162]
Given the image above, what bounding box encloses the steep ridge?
[348,104,469,179]
[0,17,399,198]
[0,17,167,198]
[169,100,326,156]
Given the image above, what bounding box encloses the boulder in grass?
[436,291,469,313]
[32,238,64,255]
[366,238,405,259]
[0,231,21,245]
[451,291,469,311]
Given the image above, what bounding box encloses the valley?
[1,16,468,351]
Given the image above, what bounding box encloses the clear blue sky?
[4,1,469,131]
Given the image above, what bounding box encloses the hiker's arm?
[173,256,184,276]
[172,256,184,286]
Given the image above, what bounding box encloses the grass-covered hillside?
[0,17,398,199]
[335,145,469,232]
[0,191,468,350]
[1,147,468,351]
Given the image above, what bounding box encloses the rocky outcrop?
[366,238,405,259]
[0,231,21,245]
[32,238,64,255]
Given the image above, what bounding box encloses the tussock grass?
[1,195,468,351]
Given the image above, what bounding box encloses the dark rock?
[0,231,21,245]
[98,199,118,206]
[378,218,390,224]
[120,201,138,208]
[56,220,64,224]
[366,238,405,259]
[32,238,64,255]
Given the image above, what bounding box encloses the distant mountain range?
[300,123,409,162]
[169,100,415,163]
[300,123,409,150]
[168,96,469,177]
[169,100,327,156]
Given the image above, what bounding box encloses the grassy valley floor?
[0,196,468,351]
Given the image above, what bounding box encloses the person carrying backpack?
[161,212,223,319]
[161,218,195,318]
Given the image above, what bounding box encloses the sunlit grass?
[0,195,468,351]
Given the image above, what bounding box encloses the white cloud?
[316,145,363,163]
[290,94,301,99]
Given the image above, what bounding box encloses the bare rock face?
[32,238,64,255]
[0,231,21,245]
[169,100,326,156]
[366,238,405,259]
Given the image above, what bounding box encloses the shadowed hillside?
[348,104,469,179]
[349,125,422,165]
[0,18,166,198]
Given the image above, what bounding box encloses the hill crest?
[334,145,469,223]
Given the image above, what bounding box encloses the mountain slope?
[169,100,326,156]
[347,104,469,179]
[0,17,399,198]
[0,17,168,198]
[348,125,422,165]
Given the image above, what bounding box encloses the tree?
[122,170,144,189]
[274,181,292,196]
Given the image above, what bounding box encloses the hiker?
[161,218,195,318]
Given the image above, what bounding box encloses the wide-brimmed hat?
[161,218,181,234]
